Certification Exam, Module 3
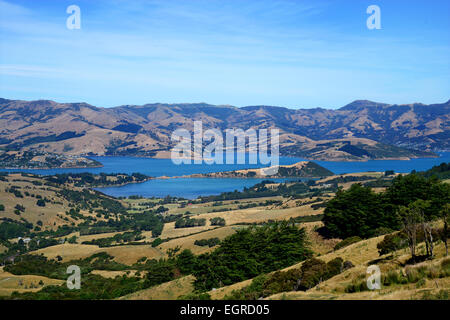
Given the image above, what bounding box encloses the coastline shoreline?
[0,152,442,170]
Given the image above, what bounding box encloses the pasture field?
[33,243,164,264]
[120,275,195,300]
[0,266,64,296]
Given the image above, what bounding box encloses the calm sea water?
[95,177,301,200]
[1,152,448,199]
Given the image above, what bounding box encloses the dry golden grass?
[185,204,321,228]
[266,242,450,300]
[0,174,109,230]
[167,197,285,216]
[0,266,64,297]
[102,245,163,265]
[32,243,104,262]
[158,226,237,256]
[77,231,125,243]
[120,275,196,300]
[160,222,215,239]
[56,231,127,243]
[317,172,384,184]
[301,221,339,255]
[32,243,164,265]
[268,265,449,300]
[281,235,385,273]
[208,278,254,300]
[0,175,72,229]
[157,198,318,240]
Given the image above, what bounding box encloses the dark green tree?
[175,249,196,274]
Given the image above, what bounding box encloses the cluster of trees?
[82,231,144,247]
[2,253,152,299]
[398,201,448,259]
[3,250,197,300]
[375,227,445,257]
[418,162,450,180]
[323,168,449,260]
[38,225,77,238]
[4,253,129,279]
[323,183,397,238]
[194,237,220,247]
[175,217,206,229]
[14,204,25,216]
[58,188,127,215]
[0,224,75,265]
[81,211,164,237]
[192,221,311,291]
[209,217,226,226]
[5,186,23,198]
[323,174,449,239]
[276,162,333,177]
[0,173,7,182]
[0,219,32,240]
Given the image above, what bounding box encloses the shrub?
[383,270,407,286]
[345,278,368,293]
[415,278,426,288]
[421,289,449,300]
[343,260,354,270]
[441,258,450,275]
[210,217,226,226]
[263,269,302,296]
[14,204,25,212]
[151,238,163,247]
[36,199,46,207]
[405,267,421,283]
[67,236,77,244]
[377,232,408,255]
[297,258,327,291]
[326,257,344,278]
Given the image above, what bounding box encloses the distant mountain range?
[0,98,448,161]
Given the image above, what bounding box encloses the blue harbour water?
[1,152,449,199]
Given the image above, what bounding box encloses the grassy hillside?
[0,168,448,300]
[0,98,444,161]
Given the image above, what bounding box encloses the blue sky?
[0,0,449,109]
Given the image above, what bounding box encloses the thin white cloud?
[0,0,32,16]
